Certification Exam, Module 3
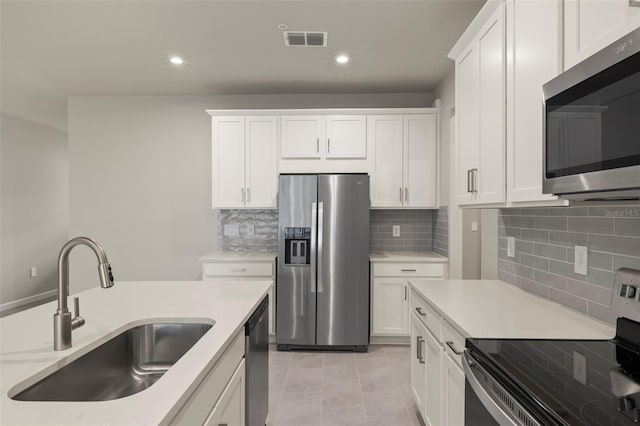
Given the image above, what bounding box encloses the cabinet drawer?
[372,262,444,278]
[203,262,273,277]
[443,320,466,366]
[410,289,442,342]
[170,331,244,425]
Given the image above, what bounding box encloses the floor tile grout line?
[355,349,369,425]
[272,350,292,425]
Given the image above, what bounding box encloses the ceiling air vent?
[283,31,328,47]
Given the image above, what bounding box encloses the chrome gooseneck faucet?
[53,237,114,351]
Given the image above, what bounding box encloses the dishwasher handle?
[245,295,269,335]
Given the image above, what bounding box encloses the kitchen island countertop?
[0,280,272,425]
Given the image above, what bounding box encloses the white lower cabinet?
[201,258,276,336]
[205,359,245,426]
[371,262,447,338]
[410,288,465,426]
[443,351,465,426]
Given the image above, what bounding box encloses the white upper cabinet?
[564,0,640,70]
[212,116,278,209]
[506,0,563,204]
[369,115,404,207]
[404,115,438,208]
[212,117,246,208]
[454,3,506,206]
[326,115,367,158]
[245,117,278,208]
[280,115,325,159]
[369,114,438,209]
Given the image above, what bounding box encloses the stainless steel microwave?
[543,27,640,201]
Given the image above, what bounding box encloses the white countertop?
[409,279,615,340]
[369,251,448,263]
[0,280,272,425]
[199,250,276,262]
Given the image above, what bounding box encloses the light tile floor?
[268,344,424,426]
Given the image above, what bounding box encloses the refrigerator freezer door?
[277,175,318,346]
[316,174,370,346]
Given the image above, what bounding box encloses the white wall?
[68,93,434,290]
[1,114,68,310]
[481,209,498,279]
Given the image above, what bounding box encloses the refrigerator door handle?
[317,201,324,294]
[311,202,317,294]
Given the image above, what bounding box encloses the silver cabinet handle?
[467,169,472,193]
[446,341,464,356]
[471,168,478,193]
[401,269,417,272]
[241,188,245,202]
[399,187,403,202]
[317,201,324,293]
[231,267,246,273]
[316,137,320,153]
[310,202,317,295]
[404,285,407,301]
[328,138,331,153]
[404,187,408,202]
[418,336,425,364]
[415,307,426,316]
[246,187,251,202]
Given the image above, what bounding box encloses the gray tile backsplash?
[498,205,640,324]
[218,207,449,256]
[217,209,278,252]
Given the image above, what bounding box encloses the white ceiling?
[1,0,484,130]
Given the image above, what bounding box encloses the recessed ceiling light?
[336,55,349,64]
[169,56,184,65]
[278,24,288,30]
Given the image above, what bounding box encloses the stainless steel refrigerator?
[276,174,370,351]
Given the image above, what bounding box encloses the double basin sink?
[12,322,213,402]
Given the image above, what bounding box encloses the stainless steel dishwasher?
[245,295,269,426]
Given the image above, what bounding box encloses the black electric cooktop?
[466,318,640,426]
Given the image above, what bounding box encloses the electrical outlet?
[573,351,587,385]
[246,224,255,236]
[471,221,478,232]
[392,225,400,237]
[507,237,515,258]
[29,267,37,278]
[224,224,239,237]
[574,245,588,275]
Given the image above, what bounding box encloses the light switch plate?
[246,224,255,236]
[573,351,587,385]
[30,267,37,278]
[507,237,515,258]
[224,224,239,237]
[471,221,478,232]
[392,225,400,237]
[574,245,588,275]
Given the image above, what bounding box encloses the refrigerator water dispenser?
[284,227,311,265]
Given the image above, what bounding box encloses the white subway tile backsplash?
[498,204,640,325]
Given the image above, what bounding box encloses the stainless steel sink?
[12,322,213,401]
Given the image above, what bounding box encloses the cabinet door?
[326,115,367,158]
[476,3,506,205]
[411,315,427,413]
[367,115,403,207]
[507,0,563,204]
[372,278,408,336]
[564,0,640,70]
[369,115,404,208]
[205,360,245,426]
[455,45,480,206]
[280,116,325,159]
[442,353,465,426]
[404,115,438,208]
[423,328,442,426]
[245,116,278,208]
[212,117,245,208]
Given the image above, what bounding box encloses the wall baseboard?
[0,289,57,316]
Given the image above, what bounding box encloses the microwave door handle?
[310,202,317,294]
[317,202,324,294]
[462,353,519,426]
